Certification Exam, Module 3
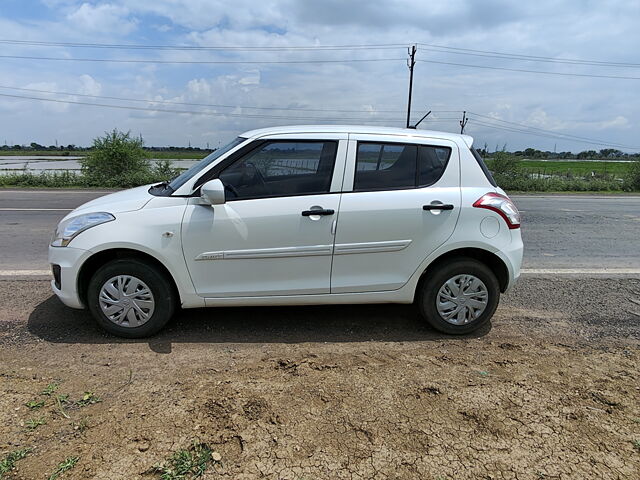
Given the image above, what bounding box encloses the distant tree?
[599,149,623,158]
[577,150,597,159]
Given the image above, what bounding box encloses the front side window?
[219,141,337,200]
[354,142,450,191]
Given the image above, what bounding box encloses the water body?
[0,156,199,174]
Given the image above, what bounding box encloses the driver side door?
[181,135,347,298]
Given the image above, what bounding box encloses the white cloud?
[78,75,102,96]
[595,116,630,130]
[67,3,137,35]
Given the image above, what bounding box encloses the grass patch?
[47,457,79,480]
[76,391,101,407]
[41,382,59,396]
[148,151,208,160]
[153,442,215,480]
[25,400,45,410]
[25,417,46,431]
[0,170,168,188]
[517,160,630,177]
[0,448,31,479]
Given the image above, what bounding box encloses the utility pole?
[459,111,468,134]
[405,45,417,129]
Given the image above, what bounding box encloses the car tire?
[87,258,176,338]
[417,257,500,335]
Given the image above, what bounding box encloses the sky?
[0,0,638,152]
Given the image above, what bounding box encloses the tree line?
[0,142,214,153]
[477,146,638,160]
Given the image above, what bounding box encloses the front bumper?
[48,245,89,309]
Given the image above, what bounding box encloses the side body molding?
[195,244,333,261]
[195,240,412,261]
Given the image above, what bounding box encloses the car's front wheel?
[417,257,500,334]
[87,259,176,338]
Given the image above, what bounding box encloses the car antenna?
[408,110,431,129]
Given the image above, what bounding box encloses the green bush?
[623,160,640,192]
[81,129,151,187]
[152,159,181,181]
[486,152,521,176]
[493,172,622,192]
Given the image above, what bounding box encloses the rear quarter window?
[471,147,498,187]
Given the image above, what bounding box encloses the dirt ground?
[1,276,639,479]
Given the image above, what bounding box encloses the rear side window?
[418,146,451,187]
[471,147,497,187]
[354,142,450,191]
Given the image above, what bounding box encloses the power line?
[0,54,405,65]
[417,59,640,80]
[2,38,636,68]
[0,85,413,114]
[466,112,637,149]
[0,91,414,123]
[469,119,639,150]
[419,47,640,68]
[417,42,640,68]
[0,39,406,51]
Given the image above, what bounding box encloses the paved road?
[516,194,640,269]
[1,189,639,271]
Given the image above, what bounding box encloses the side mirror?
[201,179,226,205]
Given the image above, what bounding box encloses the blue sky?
[0,0,638,152]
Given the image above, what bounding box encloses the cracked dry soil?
[0,277,639,479]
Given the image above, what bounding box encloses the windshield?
[167,137,246,191]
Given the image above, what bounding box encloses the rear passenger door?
[331,135,461,293]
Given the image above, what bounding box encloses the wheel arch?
[415,247,510,300]
[77,248,181,307]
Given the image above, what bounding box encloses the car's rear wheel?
[417,257,499,334]
[87,259,176,338]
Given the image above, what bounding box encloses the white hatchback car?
[50,125,522,338]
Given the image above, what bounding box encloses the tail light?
[473,193,521,229]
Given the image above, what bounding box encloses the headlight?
[51,212,115,247]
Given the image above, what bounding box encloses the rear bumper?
[498,229,523,293]
[48,245,89,309]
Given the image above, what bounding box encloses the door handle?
[423,204,454,211]
[302,208,335,216]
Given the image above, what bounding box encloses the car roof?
[240,124,473,147]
